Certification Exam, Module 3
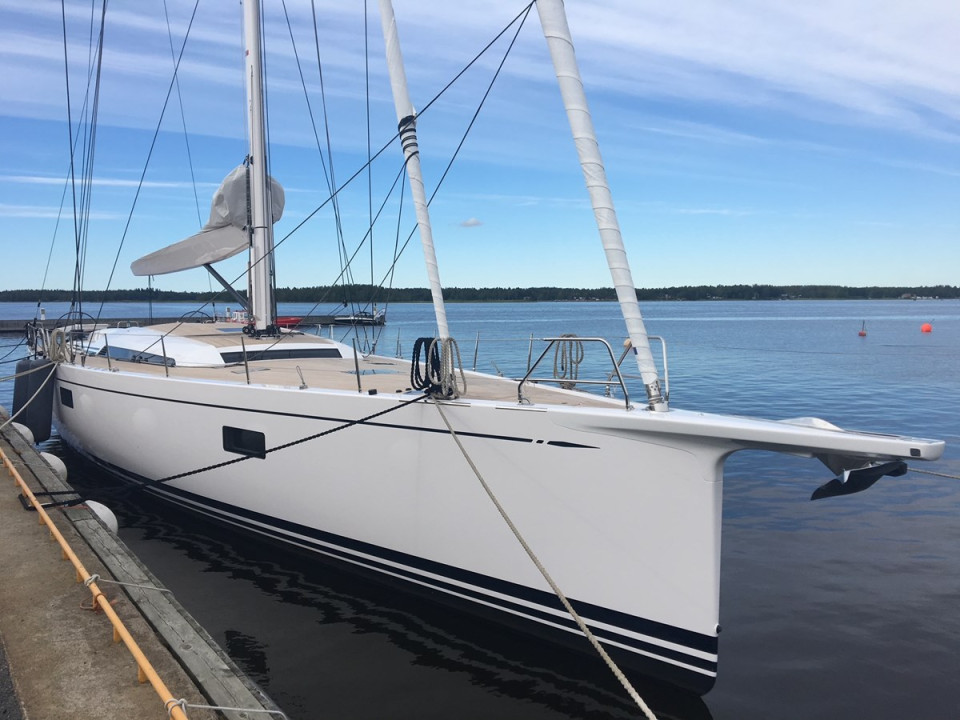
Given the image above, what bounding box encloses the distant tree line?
[1,284,957,303]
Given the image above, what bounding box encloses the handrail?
[518,337,632,409]
[0,444,189,720]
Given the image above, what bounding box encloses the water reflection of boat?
[61,453,710,720]
[332,307,386,326]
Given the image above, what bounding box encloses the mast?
[243,0,276,331]
[536,0,666,411]
[378,0,450,339]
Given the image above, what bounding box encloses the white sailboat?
[31,0,943,696]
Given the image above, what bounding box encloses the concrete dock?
[0,414,286,720]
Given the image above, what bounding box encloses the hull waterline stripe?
[75,447,718,668]
[173,491,717,678]
[154,483,718,674]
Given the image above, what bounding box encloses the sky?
[0,0,957,294]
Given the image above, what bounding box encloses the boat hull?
[53,362,724,693]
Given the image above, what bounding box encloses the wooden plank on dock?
[0,419,285,720]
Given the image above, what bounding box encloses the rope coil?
[552,333,583,390]
[410,337,466,398]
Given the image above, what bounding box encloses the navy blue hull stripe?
[81,448,718,672]
[160,484,718,674]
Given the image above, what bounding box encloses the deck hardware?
[519,337,632,409]
[159,335,169,377]
[240,336,251,384]
[611,335,669,403]
[104,336,114,371]
[352,339,362,393]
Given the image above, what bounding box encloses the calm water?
[2,300,958,719]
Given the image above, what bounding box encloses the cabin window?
[219,347,342,363]
[60,388,74,408]
[97,346,175,366]
[222,426,266,459]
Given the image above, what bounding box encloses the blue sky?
[0,0,957,293]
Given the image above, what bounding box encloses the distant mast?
[243,0,276,331]
[536,0,666,410]
[378,0,450,339]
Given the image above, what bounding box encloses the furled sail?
[131,165,284,276]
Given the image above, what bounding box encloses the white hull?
[51,339,942,693]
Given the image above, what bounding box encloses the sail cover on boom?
[131,165,284,276]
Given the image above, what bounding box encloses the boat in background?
[332,306,386,326]
[14,0,944,698]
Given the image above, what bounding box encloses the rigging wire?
[74,0,109,320]
[0,337,29,365]
[258,0,279,322]
[278,0,354,308]
[35,169,71,322]
[278,1,340,222]
[78,3,537,360]
[44,1,106,324]
[60,0,82,319]
[311,0,355,303]
[363,3,534,348]
[365,0,374,294]
[162,0,203,228]
[90,0,201,339]
[262,0,535,350]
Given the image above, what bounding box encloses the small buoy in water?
[40,452,68,482]
[858,321,867,337]
[11,422,35,446]
[86,500,119,533]
[921,323,933,333]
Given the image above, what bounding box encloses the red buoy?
[921,323,933,333]
[858,321,867,337]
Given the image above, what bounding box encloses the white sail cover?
[537,0,665,409]
[131,166,284,276]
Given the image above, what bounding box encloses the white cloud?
[0,203,121,220]
[460,217,482,227]
[0,175,217,190]
[674,207,757,217]
[560,0,960,137]
[4,1,957,143]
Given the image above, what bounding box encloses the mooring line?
[911,467,960,480]
[431,399,658,720]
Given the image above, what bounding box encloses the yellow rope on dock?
[1,443,190,720]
